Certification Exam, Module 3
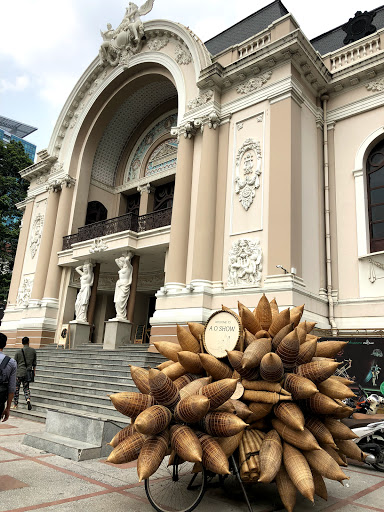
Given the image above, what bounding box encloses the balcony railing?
[62,207,172,250]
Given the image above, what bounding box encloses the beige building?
[3,1,384,348]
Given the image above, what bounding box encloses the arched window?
[145,139,178,177]
[85,201,108,225]
[367,139,384,252]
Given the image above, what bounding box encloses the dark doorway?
[85,201,108,225]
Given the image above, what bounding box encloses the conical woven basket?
[178,351,204,374]
[199,353,233,380]
[174,395,210,423]
[230,399,252,420]
[283,442,315,502]
[274,402,305,431]
[239,303,261,334]
[109,392,155,418]
[200,411,247,437]
[311,469,328,501]
[258,429,283,483]
[296,325,307,345]
[330,375,354,386]
[260,353,284,382]
[330,402,354,419]
[305,416,336,447]
[130,366,150,395]
[214,400,236,414]
[227,350,259,380]
[304,448,349,482]
[137,430,169,481]
[275,465,297,512]
[276,330,300,370]
[255,330,270,339]
[298,321,316,334]
[162,362,186,381]
[316,341,348,358]
[270,298,279,319]
[242,338,272,370]
[107,432,146,464]
[272,419,320,451]
[324,418,358,440]
[197,432,230,475]
[268,308,290,338]
[242,380,288,393]
[148,369,180,409]
[199,378,238,410]
[255,294,272,331]
[244,329,256,348]
[284,373,318,399]
[109,424,136,448]
[177,324,201,354]
[179,376,212,399]
[296,339,318,365]
[248,402,274,420]
[304,393,341,415]
[153,341,183,362]
[173,373,200,391]
[157,360,174,371]
[290,305,304,328]
[216,431,244,458]
[134,405,172,436]
[188,322,205,341]
[321,444,348,466]
[243,390,292,404]
[170,425,202,463]
[317,378,356,400]
[296,360,341,383]
[272,323,294,351]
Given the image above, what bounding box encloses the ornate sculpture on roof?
[342,11,376,45]
[99,1,155,67]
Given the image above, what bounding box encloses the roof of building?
[0,115,37,139]
[205,0,288,55]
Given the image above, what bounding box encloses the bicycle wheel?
[145,455,207,512]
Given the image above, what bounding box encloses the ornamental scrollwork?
[236,71,272,94]
[147,38,169,51]
[187,90,214,110]
[30,213,45,259]
[366,78,384,92]
[368,257,384,283]
[175,44,192,65]
[227,239,262,287]
[234,138,262,211]
[16,276,34,307]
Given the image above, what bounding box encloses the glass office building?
[0,116,37,161]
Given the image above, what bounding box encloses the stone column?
[87,263,100,328]
[30,188,61,301]
[127,255,140,323]
[7,200,34,305]
[138,185,154,216]
[43,179,75,301]
[190,124,220,284]
[165,135,194,289]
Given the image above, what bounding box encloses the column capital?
[137,183,155,195]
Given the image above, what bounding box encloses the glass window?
[145,140,178,177]
[367,139,384,251]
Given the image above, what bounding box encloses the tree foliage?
[0,140,32,306]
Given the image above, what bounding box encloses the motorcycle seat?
[342,413,384,429]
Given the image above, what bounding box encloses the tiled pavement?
[0,416,384,512]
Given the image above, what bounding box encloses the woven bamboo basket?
[270,298,279,319]
[157,360,174,371]
[295,360,341,383]
[227,350,259,380]
[324,418,358,440]
[162,362,186,381]
[230,399,252,420]
[199,353,233,380]
[272,419,320,451]
[298,321,316,334]
[242,338,272,370]
[276,330,300,370]
[248,402,274,420]
[248,418,270,430]
[199,378,238,410]
[272,323,294,351]
[260,353,284,382]
[268,308,290,338]
[243,390,292,404]
[179,376,212,399]
[187,322,205,342]
[244,329,256,348]
[148,369,180,409]
[284,373,319,399]
[311,469,328,501]
[239,303,261,334]
[153,341,183,362]
[274,402,305,431]
[296,325,307,345]
[216,431,244,458]
[174,395,210,423]
[275,465,297,512]
[222,304,241,322]
[290,305,304,328]
[242,380,288,394]
[134,405,172,436]
[177,324,201,354]
[137,430,169,481]
[108,424,136,448]
[255,330,270,339]
[316,340,348,358]
[170,425,203,463]
[255,294,272,331]
[200,411,247,437]
[304,448,349,482]
[197,432,230,475]
[177,351,204,374]
[173,373,201,391]
[283,442,314,502]
[214,400,236,414]
[321,444,348,466]
[305,416,336,447]
[109,392,155,418]
[329,375,354,386]
[330,401,354,419]
[296,339,318,365]
[317,378,356,400]
[107,432,146,464]
[258,429,283,483]
[304,393,341,415]
[129,366,150,395]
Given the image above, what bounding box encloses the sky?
[0,0,382,155]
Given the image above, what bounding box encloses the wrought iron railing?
[62,208,172,250]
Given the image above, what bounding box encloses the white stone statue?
[113,252,134,320]
[227,239,263,287]
[74,263,94,323]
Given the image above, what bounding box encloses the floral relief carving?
[175,44,192,65]
[187,90,214,110]
[236,71,272,94]
[366,78,384,92]
[89,238,109,253]
[227,239,262,287]
[147,38,169,51]
[16,276,34,307]
[234,138,262,211]
[30,213,45,259]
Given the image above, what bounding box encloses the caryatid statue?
[74,263,94,323]
[113,252,134,321]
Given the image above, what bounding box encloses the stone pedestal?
[69,321,91,348]
[103,319,132,350]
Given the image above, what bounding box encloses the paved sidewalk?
[0,416,384,512]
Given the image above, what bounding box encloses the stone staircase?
[5,344,165,425]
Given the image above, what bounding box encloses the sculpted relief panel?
[227,239,263,287]
[234,138,262,211]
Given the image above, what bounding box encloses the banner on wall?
[319,337,384,394]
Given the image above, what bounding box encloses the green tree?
[0,140,32,307]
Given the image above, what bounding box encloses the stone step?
[31,355,163,365]
[34,377,134,394]
[30,385,129,407]
[23,432,102,461]
[36,369,135,385]
[37,365,133,378]
[10,408,46,423]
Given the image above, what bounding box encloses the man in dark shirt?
[0,333,17,422]
[13,337,36,411]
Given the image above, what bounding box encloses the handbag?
[22,349,34,383]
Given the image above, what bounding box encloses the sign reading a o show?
[203,310,241,359]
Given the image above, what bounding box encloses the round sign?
[203,310,241,359]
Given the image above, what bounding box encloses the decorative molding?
[16,276,34,307]
[61,175,76,188]
[147,38,169,51]
[236,71,272,94]
[175,44,192,65]
[227,239,262,287]
[366,77,384,92]
[137,183,155,195]
[29,213,44,259]
[369,258,384,283]
[187,90,214,110]
[234,138,262,211]
[89,238,109,253]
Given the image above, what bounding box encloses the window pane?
[372,222,384,239]
[371,205,384,221]
[370,188,384,205]
[370,169,384,188]
[369,151,384,168]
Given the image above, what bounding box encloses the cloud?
[0,75,30,93]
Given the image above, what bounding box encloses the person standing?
[0,333,17,422]
[13,337,36,411]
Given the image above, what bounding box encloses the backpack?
[0,356,11,393]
